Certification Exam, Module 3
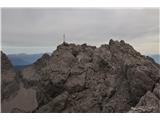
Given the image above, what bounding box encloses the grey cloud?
[2,8,159,54]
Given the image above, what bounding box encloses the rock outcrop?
[129,80,160,113]
[1,40,160,113]
[1,52,38,113]
[1,51,19,101]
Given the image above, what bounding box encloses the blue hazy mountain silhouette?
[7,53,44,65]
[7,53,159,66]
[7,53,51,70]
[149,54,160,64]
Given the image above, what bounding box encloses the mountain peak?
[1,40,160,113]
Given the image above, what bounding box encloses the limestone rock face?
[36,92,69,113]
[129,91,160,113]
[1,51,19,101]
[1,52,38,113]
[129,80,160,113]
[2,40,160,113]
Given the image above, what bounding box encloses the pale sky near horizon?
[1,8,159,55]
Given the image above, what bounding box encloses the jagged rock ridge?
[1,39,160,113]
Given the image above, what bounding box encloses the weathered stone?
[2,39,160,113]
[153,83,160,99]
[64,73,86,93]
[36,92,69,113]
[129,91,160,113]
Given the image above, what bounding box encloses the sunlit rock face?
[1,40,160,113]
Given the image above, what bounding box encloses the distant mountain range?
[14,65,31,71]
[7,53,43,71]
[7,53,51,66]
[149,54,160,64]
[7,53,51,70]
[7,53,160,67]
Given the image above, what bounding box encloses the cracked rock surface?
[1,40,160,113]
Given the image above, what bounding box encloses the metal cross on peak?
[63,34,66,43]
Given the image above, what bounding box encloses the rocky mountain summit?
[1,39,160,113]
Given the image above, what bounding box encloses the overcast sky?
[2,8,159,55]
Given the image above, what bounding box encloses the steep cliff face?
[1,39,160,113]
[1,52,38,113]
[1,51,19,101]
